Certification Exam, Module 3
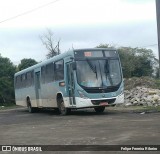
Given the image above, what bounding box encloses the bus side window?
[45,63,54,83]
[21,74,26,88]
[25,73,28,87]
[54,60,64,81]
[41,66,46,84]
[26,72,32,87]
[15,75,21,89]
[15,76,18,89]
[31,71,34,85]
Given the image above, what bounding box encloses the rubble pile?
[123,77,160,107]
[124,86,160,107]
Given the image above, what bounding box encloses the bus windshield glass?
[76,59,121,88]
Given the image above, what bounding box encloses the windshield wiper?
[86,58,98,78]
[105,60,113,86]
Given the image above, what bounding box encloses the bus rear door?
[34,68,42,107]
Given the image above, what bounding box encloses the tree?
[96,43,110,48]
[40,28,60,59]
[117,47,136,78]
[96,44,156,78]
[134,48,155,77]
[96,43,115,49]
[118,47,155,77]
[0,54,16,104]
[18,58,38,71]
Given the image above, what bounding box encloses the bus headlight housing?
[77,90,88,99]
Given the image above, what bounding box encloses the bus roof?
[74,48,116,52]
[15,48,116,76]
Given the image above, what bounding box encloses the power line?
[0,0,61,24]
[139,44,158,48]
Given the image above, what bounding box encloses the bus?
[14,48,124,115]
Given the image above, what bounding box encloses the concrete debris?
[140,112,145,114]
[124,86,160,107]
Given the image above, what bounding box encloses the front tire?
[94,106,105,113]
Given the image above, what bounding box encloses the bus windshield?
[76,59,122,88]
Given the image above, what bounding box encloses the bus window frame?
[54,59,64,81]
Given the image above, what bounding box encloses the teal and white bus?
[14,48,124,115]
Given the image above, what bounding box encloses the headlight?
[77,90,89,99]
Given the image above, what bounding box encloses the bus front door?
[67,63,76,106]
[35,70,42,107]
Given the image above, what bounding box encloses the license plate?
[100,102,108,106]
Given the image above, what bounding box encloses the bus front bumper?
[73,93,124,108]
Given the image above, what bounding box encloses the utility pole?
[156,0,160,77]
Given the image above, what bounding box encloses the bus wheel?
[94,106,105,113]
[27,100,34,113]
[58,98,70,115]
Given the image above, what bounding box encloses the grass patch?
[154,79,160,89]
[0,103,18,110]
[143,106,160,112]
[108,105,160,113]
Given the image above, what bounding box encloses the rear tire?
[58,98,71,115]
[28,102,35,113]
[27,99,36,113]
[94,106,105,113]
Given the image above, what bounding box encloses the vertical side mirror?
[72,62,76,70]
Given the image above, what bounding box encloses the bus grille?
[84,86,119,93]
[91,98,116,105]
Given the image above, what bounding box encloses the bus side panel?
[15,86,37,107]
[40,82,57,108]
[15,89,23,106]
[39,82,69,108]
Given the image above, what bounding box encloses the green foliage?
[0,55,16,78]
[96,43,115,49]
[0,103,17,110]
[0,56,37,105]
[117,47,136,78]
[96,43,110,48]
[118,47,154,78]
[0,55,16,104]
[18,58,38,71]
[96,44,156,78]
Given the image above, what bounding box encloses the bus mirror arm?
[72,62,77,70]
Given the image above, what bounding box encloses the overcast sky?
[0,0,158,64]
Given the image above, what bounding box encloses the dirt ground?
[0,107,160,154]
